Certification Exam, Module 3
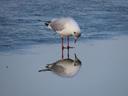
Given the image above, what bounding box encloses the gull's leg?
[67,36,69,58]
[61,37,64,59]
[64,36,74,49]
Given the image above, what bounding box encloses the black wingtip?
[38,70,43,72]
[45,22,49,26]
[44,21,51,26]
[38,69,51,72]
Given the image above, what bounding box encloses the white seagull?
[45,17,81,48]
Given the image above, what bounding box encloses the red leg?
[61,37,64,59]
[67,36,69,58]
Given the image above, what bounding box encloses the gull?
[44,17,81,58]
[38,54,81,77]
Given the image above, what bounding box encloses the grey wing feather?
[50,20,65,31]
[52,64,65,73]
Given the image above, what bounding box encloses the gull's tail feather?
[44,21,51,26]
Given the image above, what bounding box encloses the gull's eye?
[74,32,76,34]
[74,63,77,66]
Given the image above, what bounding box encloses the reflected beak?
[74,54,77,60]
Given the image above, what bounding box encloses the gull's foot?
[63,46,75,49]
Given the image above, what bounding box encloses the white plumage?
[45,17,81,38]
[48,17,80,37]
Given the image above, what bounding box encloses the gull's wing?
[50,19,65,31]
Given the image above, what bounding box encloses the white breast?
[65,66,80,77]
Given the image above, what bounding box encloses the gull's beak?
[74,38,78,44]
[74,33,81,44]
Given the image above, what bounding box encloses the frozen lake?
[0,36,128,96]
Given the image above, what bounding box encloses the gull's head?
[74,32,81,43]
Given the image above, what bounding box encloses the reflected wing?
[38,69,51,72]
[52,64,65,73]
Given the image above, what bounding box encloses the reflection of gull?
[39,54,81,77]
[45,17,81,58]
